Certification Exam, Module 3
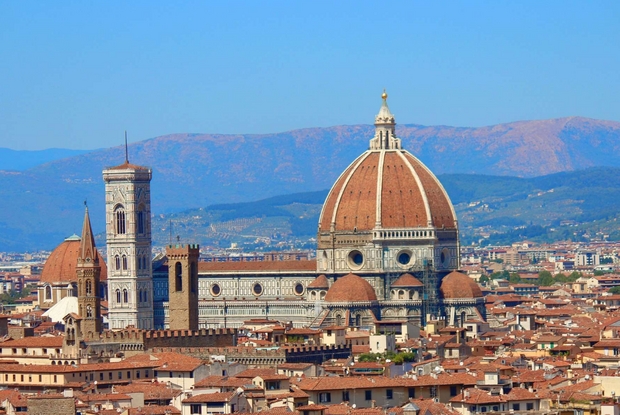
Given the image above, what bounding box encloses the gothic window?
[86,305,93,318]
[137,206,145,235]
[355,314,361,327]
[116,289,121,304]
[115,205,126,235]
[115,255,121,270]
[122,255,128,270]
[336,314,343,327]
[175,262,183,292]
[123,289,128,303]
[139,290,143,303]
[44,285,52,301]
[86,280,92,296]
[143,290,148,303]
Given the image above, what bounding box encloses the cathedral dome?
[440,271,482,299]
[40,235,107,284]
[324,273,377,302]
[318,94,456,234]
[308,274,329,289]
[392,273,423,287]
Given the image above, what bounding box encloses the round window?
[397,251,411,265]
[210,283,221,297]
[348,250,364,268]
[253,283,263,296]
[294,283,304,296]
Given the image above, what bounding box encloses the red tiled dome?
[308,274,329,289]
[318,150,456,232]
[440,271,482,299]
[40,236,107,284]
[324,273,377,302]
[392,273,423,287]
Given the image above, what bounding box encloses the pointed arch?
[114,204,126,235]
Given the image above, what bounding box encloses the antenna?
[124,131,129,163]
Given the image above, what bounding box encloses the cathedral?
[38,92,485,334]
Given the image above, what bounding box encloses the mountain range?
[2,116,620,251]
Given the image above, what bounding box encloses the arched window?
[190,261,197,294]
[336,314,343,327]
[122,255,128,270]
[137,205,145,235]
[123,289,128,303]
[116,289,121,304]
[175,262,182,292]
[86,305,93,318]
[355,314,361,327]
[85,280,92,296]
[139,290,143,303]
[45,285,52,301]
[114,205,126,235]
[143,290,148,303]
[115,255,120,270]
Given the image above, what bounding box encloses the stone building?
[103,158,154,330]
[153,92,485,330]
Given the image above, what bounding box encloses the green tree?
[594,270,606,276]
[509,273,521,284]
[554,273,568,283]
[538,271,554,286]
[568,271,582,282]
[479,275,490,285]
[610,286,620,295]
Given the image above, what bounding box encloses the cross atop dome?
[370,90,401,150]
[375,89,395,124]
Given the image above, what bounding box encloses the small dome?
[392,273,423,287]
[440,271,482,299]
[325,274,377,302]
[308,274,329,289]
[40,237,107,284]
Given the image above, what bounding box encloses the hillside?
[0,148,90,171]
[148,167,620,250]
[2,116,620,251]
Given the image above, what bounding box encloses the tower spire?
[78,204,98,265]
[124,131,129,163]
[370,90,401,150]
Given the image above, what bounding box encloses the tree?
[594,270,606,276]
[568,271,582,282]
[509,273,521,284]
[610,286,620,295]
[554,273,568,283]
[538,271,554,286]
[479,275,490,285]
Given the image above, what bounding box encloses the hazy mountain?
[0,148,91,171]
[2,116,620,251]
[148,167,620,250]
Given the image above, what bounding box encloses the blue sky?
[1,1,619,150]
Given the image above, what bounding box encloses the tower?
[166,244,199,331]
[103,157,154,330]
[76,206,103,336]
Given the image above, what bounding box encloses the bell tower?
[103,150,154,330]
[167,244,200,331]
[76,205,103,336]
